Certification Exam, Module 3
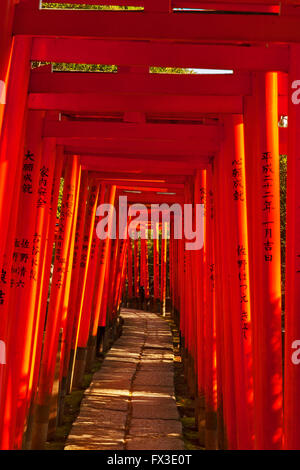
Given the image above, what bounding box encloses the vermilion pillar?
[49,155,81,434]
[107,225,120,320]
[140,235,145,289]
[28,151,64,425]
[144,236,150,302]
[213,152,226,449]
[284,44,300,450]
[0,0,15,130]
[184,183,195,387]
[26,151,64,437]
[31,155,80,449]
[116,238,129,312]
[16,137,57,448]
[179,237,186,340]
[127,239,133,303]
[193,172,207,446]
[160,223,167,316]
[244,73,283,449]
[90,185,116,355]
[255,73,283,450]
[63,172,89,394]
[214,147,237,450]
[140,235,146,308]
[72,181,100,388]
[203,168,217,450]
[99,189,119,331]
[153,224,160,312]
[0,111,45,449]
[134,238,139,306]
[173,234,180,322]
[26,138,57,395]
[24,144,61,448]
[99,239,115,329]
[194,171,206,390]
[111,216,129,317]
[222,115,254,449]
[46,149,80,442]
[81,185,105,372]
[140,224,149,308]
[0,37,32,287]
[169,225,173,314]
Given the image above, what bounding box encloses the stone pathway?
[65,309,184,450]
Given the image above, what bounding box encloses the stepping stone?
[126,437,184,451]
[134,371,174,387]
[129,418,182,437]
[132,388,175,398]
[139,363,174,373]
[87,387,130,398]
[142,349,173,358]
[89,379,132,392]
[75,409,127,430]
[107,350,141,359]
[65,428,125,450]
[81,395,129,412]
[132,402,179,420]
[101,357,138,366]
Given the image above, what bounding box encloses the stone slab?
[134,372,174,388]
[129,418,182,437]
[126,437,184,451]
[132,402,179,420]
[75,408,127,430]
[81,395,129,412]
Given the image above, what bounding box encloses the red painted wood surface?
[0,0,298,450]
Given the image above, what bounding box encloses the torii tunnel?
[2,0,300,452]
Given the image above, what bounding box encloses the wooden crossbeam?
[31,93,288,117]
[118,191,184,204]
[31,38,288,72]
[13,8,300,43]
[29,92,243,113]
[80,155,204,173]
[43,120,220,140]
[103,183,182,192]
[91,179,184,190]
[86,172,187,183]
[42,0,281,13]
[30,70,252,96]
[61,136,218,156]
[40,0,299,6]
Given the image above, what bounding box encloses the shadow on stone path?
[65,309,184,450]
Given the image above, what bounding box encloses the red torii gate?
[0,0,300,451]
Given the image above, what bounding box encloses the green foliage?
[150,67,195,74]
[38,62,117,72]
[56,177,64,219]
[42,3,143,10]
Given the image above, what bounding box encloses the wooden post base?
[72,347,87,389]
[30,403,51,450]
